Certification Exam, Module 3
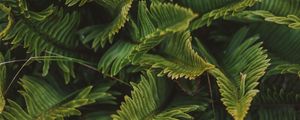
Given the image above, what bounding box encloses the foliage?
[0,0,299,120]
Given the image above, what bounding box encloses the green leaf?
[80,0,133,49]
[111,71,200,120]
[249,23,300,77]
[207,28,270,120]
[0,3,13,38]
[130,1,198,61]
[1,76,100,119]
[136,31,214,79]
[0,52,6,113]
[226,10,300,29]
[190,0,259,30]
[98,40,135,76]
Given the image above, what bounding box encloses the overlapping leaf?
[111,71,201,120]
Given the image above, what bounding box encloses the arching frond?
[2,75,115,120]
[79,0,133,49]
[205,28,270,120]
[59,0,90,6]
[136,31,214,79]
[111,71,201,120]
[0,53,6,113]
[190,0,259,30]
[5,0,55,21]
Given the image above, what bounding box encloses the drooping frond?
[2,75,115,119]
[130,1,198,62]
[79,0,133,49]
[0,53,6,113]
[111,71,201,120]
[190,0,259,30]
[206,27,270,120]
[136,31,214,79]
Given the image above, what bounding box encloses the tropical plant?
[0,0,299,120]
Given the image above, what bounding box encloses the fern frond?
[79,0,133,49]
[207,28,270,120]
[2,75,114,119]
[0,3,13,38]
[98,40,135,76]
[59,0,90,7]
[177,0,237,14]
[9,0,55,21]
[265,57,300,77]
[248,23,300,77]
[190,0,259,30]
[3,76,94,120]
[252,0,300,16]
[0,53,6,113]
[111,71,200,120]
[98,1,198,76]
[250,77,300,120]
[136,31,214,79]
[2,7,82,83]
[130,1,198,61]
[250,23,300,63]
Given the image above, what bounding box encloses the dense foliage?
[0,0,300,120]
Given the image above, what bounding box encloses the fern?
[190,0,259,30]
[195,27,270,120]
[226,10,300,29]
[98,1,198,77]
[0,3,13,38]
[1,0,299,119]
[249,76,300,120]
[111,71,201,120]
[2,75,115,119]
[136,31,214,79]
[248,23,300,77]
[130,1,198,61]
[3,76,93,119]
[79,0,133,49]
